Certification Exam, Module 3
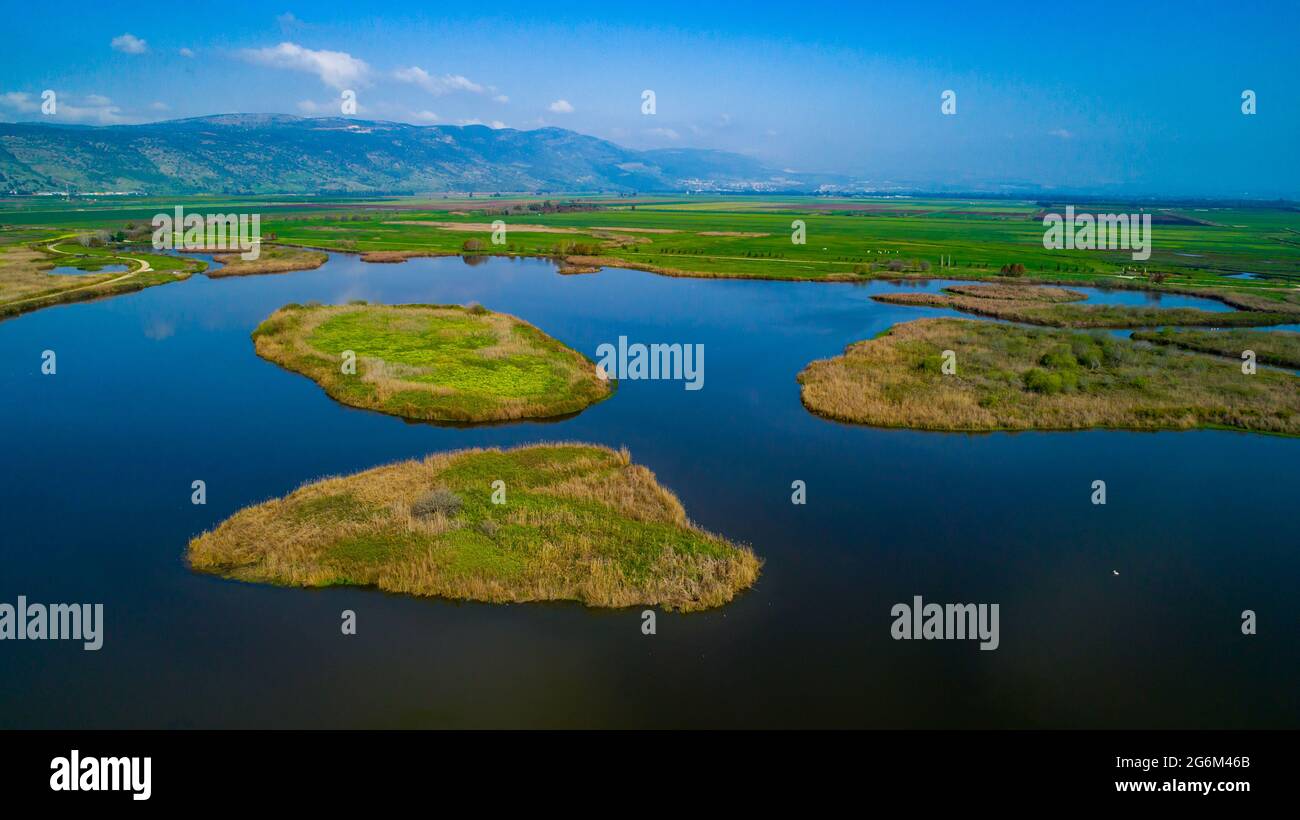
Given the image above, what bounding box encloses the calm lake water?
[2,254,1296,728]
[49,263,130,276]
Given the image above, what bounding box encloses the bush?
[916,354,945,374]
[1070,336,1105,369]
[1039,346,1078,370]
[556,240,600,256]
[411,488,463,519]
[465,301,488,315]
[1100,338,1127,366]
[1023,368,1063,394]
[478,519,500,538]
[462,238,484,252]
[999,263,1027,276]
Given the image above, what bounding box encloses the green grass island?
[797,318,1300,435]
[187,443,761,611]
[251,301,613,423]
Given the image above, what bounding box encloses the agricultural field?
[4,195,1299,299]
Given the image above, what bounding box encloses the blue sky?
[2,1,1297,196]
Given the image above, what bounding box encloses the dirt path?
[43,236,153,272]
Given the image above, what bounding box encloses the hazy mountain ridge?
[0,114,823,195]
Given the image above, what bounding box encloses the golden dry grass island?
[251,301,613,423]
[798,318,1300,435]
[188,443,761,611]
[872,285,1298,328]
[207,245,327,277]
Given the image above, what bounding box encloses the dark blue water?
[2,255,1296,728]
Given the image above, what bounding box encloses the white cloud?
[241,42,370,90]
[296,98,347,115]
[1,91,127,124]
[1048,128,1074,139]
[647,127,679,140]
[457,118,507,129]
[66,95,126,124]
[493,94,509,104]
[149,101,169,111]
[548,99,574,113]
[277,12,306,31]
[410,110,440,123]
[178,47,195,58]
[111,33,148,54]
[1,91,40,113]
[393,66,488,96]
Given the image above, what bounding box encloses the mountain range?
[0,114,834,195]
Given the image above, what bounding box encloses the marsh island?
[798,318,1300,435]
[188,444,761,611]
[252,302,612,423]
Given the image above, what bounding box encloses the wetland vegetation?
[205,245,327,277]
[1131,328,1300,369]
[0,233,203,319]
[187,443,761,611]
[871,285,1298,328]
[797,318,1300,435]
[251,301,612,423]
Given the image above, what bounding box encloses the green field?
[3,193,1298,318]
